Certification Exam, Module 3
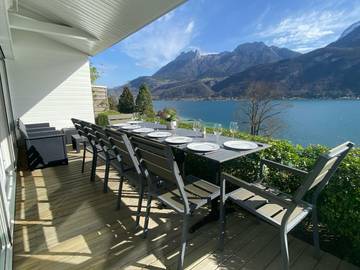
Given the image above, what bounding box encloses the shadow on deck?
[13,149,359,270]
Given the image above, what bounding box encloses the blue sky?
[91,0,360,87]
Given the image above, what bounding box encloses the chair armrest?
[222,172,293,208]
[260,159,308,178]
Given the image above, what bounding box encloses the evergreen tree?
[135,84,154,116]
[118,87,135,113]
[108,95,118,111]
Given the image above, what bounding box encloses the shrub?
[95,113,109,126]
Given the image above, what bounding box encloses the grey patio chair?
[91,124,118,193]
[71,118,88,173]
[219,141,354,270]
[80,121,104,182]
[105,128,145,227]
[131,135,221,270]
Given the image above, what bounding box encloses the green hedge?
[95,113,109,126]
[176,121,360,265]
[95,110,121,126]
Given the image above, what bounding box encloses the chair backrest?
[130,135,190,212]
[105,128,141,174]
[80,121,98,146]
[91,124,111,152]
[71,118,83,129]
[294,141,354,202]
[71,118,85,135]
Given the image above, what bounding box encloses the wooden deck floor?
[13,148,359,270]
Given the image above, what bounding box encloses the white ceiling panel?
[15,0,186,55]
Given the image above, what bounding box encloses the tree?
[108,95,118,111]
[90,62,99,84]
[135,84,154,117]
[118,87,135,113]
[236,81,287,136]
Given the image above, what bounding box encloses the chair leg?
[143,193,152,239]
[81,143,86,173]
[312,206,321,258]
[178,214,190,270]
[135,180,145,228]
[116,176,124,210]
[90,150,97,182]
[280,228,290,270]
[103,158,110,193]
[219,194,226,251]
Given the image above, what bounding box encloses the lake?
[153,100,360,147]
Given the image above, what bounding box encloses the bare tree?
[236,81,287,136]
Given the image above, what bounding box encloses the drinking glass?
[154,116,160,130]
[213,123,222,144]
[133,112,139,121]
[229,121,238,138]
[192,120,201,137]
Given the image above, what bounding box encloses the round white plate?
[127,120,143,124]
[111,123,128,127]
[187,142,220,152]
[165,136,193,144]
[223,140,258,150]
[147,131,173,138]
[133,127,155,133]
[121,125,141,130]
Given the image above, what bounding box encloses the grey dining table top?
[113,122,270,164]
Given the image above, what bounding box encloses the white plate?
[127,120,143,124]
[111,123,128,127]
[187,142,220,152]
[165,136,193,144]
[223,140,258,150]
[133,127,155,133]
[121,125,141,130]
[147,131,173,138]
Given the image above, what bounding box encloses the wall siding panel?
[6,30,94,129]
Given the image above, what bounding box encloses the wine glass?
[229,121,238,138]
[154,116,160,130]
[213,123,222,144]
[192,120,201,137]
[133,112,139,121]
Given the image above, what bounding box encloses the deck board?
[13,149,359,270]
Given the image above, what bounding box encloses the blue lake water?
[154,100,360,147]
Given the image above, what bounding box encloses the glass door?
[0,149,11,269]
[0,53,16,269]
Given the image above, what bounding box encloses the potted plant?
[159,108,177,130]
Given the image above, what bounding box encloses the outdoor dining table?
[116,122,271,232]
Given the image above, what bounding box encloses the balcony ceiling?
[8,0,186,56]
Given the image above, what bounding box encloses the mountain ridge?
[109,42,300,98]
[214,23,360,98]
[109,21,360,99]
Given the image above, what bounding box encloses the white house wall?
[5,30,94,129]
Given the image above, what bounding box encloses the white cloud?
[119,13,195,69]
[185,21,194,34]
[258,5,360,52]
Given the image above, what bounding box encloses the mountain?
[213,22,360,98]
[340,21,360,39]
[109,21,360,99]
[153,42,300,81]
[109,42,300,99]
